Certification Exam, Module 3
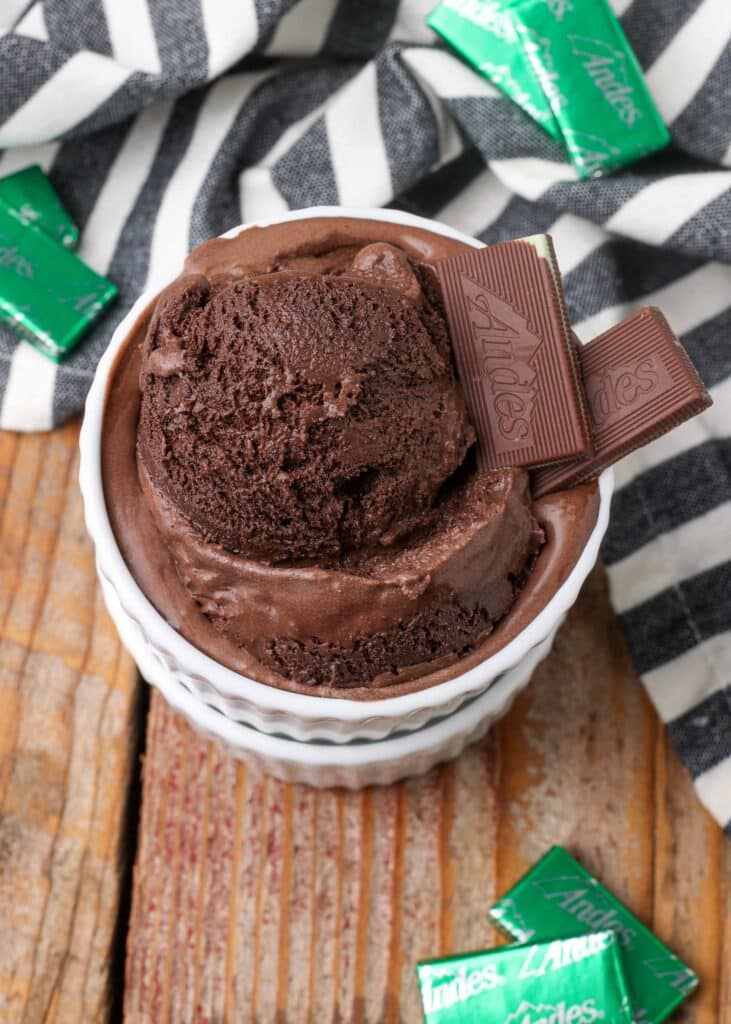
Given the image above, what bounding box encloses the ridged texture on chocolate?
[138,254,474,562]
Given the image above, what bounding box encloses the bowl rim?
[79,205,613,724]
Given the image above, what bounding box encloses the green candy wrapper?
[428,0,670,177]
[490,847,698,1024]
[0,165,79,250]
[427,0,561,137]
[417,931,633,1023]
[0,204,116,362]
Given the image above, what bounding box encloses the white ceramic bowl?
[100,564,559,788]
[80,206,613,744]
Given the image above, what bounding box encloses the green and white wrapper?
[0,165,79,250]
[417,931,632,1023]
[0,203,116,362]
[489,847,698,1023]
[428,0,670,177]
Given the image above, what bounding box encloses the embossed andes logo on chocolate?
[459,272,542,451]
[569,35,644,127]
[504,999,606,1024]
[585,353,674,431]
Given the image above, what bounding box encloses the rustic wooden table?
[1,421,729,1023]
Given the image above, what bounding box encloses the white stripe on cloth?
[437,168,512,237]
[147,70,271,287]
[0,52,130,148]
[80,101,174,274]
[102,0,160,74]
[638,633,731,723]
[645,0,731,124]
[14,3,47,41]
[265,0,338,56]
[0,0,32,30]
[402,47,499,100]
[605,171,731,246]
[573,260,731,341]
[607,0,633,15]
[403,51,464,170]
[326,62,392,207]
[546,213,610,275]
[201,0,258,79]
[0,141,59,176]
[389,0,442,45]
[0,344,56,431]
[239,101,329,222]
[608,502,731,615]
[613,376,731,490]
[490,157,577,199]
[695,758,731,829]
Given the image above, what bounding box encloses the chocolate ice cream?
[102,217,600,696]
[138,248,473,562]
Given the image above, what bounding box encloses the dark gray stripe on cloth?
[49,118,132,232]
[322,0,398,59]
[680,306,731,390]
[149,0,208,89]
[0,37,67,126]
[191,63,356,243]
[377,45,439,199]
[668,687,731,779]
[271,116,338,207]
[0,332,19,390]
[50,86,208,418]
[620,0,704,70]
[619,560,731,675]
[563,239,700,327]
[389,147,485,219]
[670,46,731,163]
[479,195,558,245]
[446,94,564,163]
[603,439,731,566]
[666,188,731,265]
[43,0,112,56]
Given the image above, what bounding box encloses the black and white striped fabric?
[1,0,729,831]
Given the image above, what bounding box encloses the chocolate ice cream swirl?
[102,217,600,695]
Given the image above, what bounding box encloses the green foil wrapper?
[0,165,79,250]
[490,847,698,1023]
[0,204,116,362]
[427,0,670,177]
[417,931,632,1023]
[427,1,561,138]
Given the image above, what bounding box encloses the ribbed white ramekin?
[79,206,613,744]
[101,563,559,788]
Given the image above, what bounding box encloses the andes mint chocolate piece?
[0,165,79,249]
[532,307,712,497]
[489,846,699,1023]
[0,203,117,362]
[435,234,592,471]
[417,930,633,1023]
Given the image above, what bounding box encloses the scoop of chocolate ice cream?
[138,246,474,563]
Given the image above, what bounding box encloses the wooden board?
[124,567,731,1023]
[0,423,140,1023]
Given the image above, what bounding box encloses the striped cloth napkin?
[0,0,728,832]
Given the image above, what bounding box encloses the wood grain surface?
[0,423,140,1023]
[0,418,729,1023]
[125,568,731,1024]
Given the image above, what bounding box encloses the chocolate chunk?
[435,235,592,471]
[532,307,712,497]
